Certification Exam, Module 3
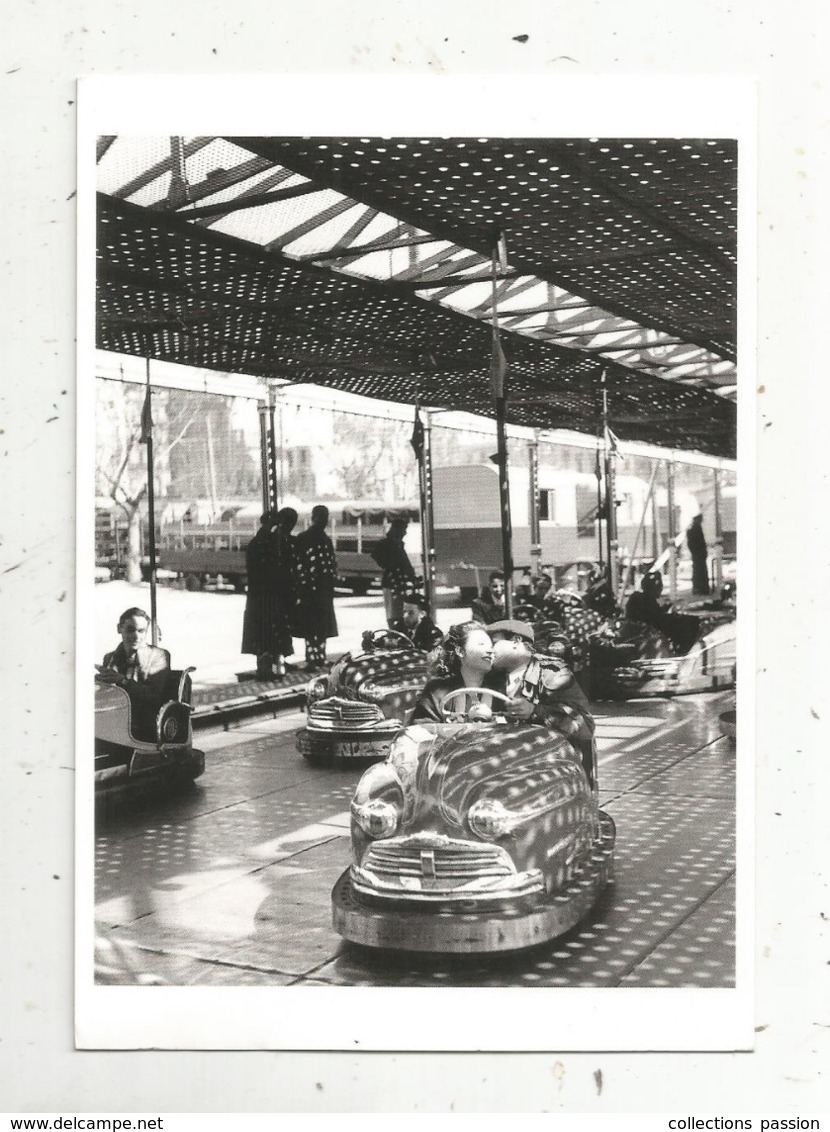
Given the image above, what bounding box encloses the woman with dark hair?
[410,621,495,722]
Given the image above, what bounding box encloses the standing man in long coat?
[242,508,296,679]
[293,504,339,672]
[686,513,711,595]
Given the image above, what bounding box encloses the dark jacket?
[625,591,699,655]
[101,642,172,740]
[392,614,443,652]
[484,655,595,733]
[101,642,170,703]
[371,533,417,594]
[293,525,339,639]
[470,591,506,625]
[241,526,294,656]
[410,673,467,722]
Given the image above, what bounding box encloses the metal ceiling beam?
[390,273,520,291]
[264,195,360,251]
[295,231,441,264]
[466,274,540,316]
[173,180,324,221]
[181,161,293,213]
[111,137,214,200]
[96,136,117,162]
[227,139,736,363]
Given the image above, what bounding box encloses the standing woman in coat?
[293,504,339,672]
[241,508,296,679]
[242,511,284,679]
[272,506,299,675]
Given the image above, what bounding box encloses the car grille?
[364,841,512,879]
[633,659,678,676]
[308,698,382,728]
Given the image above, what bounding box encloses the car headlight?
[468,798,512,841]
[353,799,401,839]
[306,675,329,702]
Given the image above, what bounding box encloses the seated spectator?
[96,607,171,740]
[470,571,506,624]
[392,593,443,652]
[484,619,597,788]
[584,565,618,617]
[529,572,554,610]
[625,572,698,655]
[410,622,495,723]
[513,570,534,604]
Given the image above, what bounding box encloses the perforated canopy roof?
[230,136,737,362]
[96,135,738,459]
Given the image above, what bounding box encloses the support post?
[258,403,271,515]
[621,461,660,599]
[205,411,218,521]
[712,466,724,591]
[143,352,158,646]
[528,433,542,582]
[495,397,514,617]
[258,385,279,514]
[490,239,514,617]
[601,371,619,601]
[267,387,279,513]
[419,410,437,613]
[595,435,605,569]
[667,458,678,601]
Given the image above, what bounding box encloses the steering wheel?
[367,628,413,649]
[440,687,514,720]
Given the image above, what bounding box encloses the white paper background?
[3,0,828,1113]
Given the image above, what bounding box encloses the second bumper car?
[296,629,431,765]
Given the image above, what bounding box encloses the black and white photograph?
[3,0,829,1111]
[74,77,756,1053]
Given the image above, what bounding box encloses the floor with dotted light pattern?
[95,692,736,987]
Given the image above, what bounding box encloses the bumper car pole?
[528,433,542,581]
[667,458,678,602]
[413,403,437,614]
[490,237,514,618]
[712,466,724,591]
[141,349,159,645]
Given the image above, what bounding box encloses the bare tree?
[96,382,199,582]
[327,415,418,501]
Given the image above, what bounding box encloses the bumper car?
[719,705,737,743]
[332,688,615,953]
[296,629,432,765]
[589,614,736,699]
[95,668,205,794]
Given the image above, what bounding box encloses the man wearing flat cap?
[484,619,598,789]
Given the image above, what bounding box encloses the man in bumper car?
[624,571,698,654]
[470,571,506,625]
[96,607,170,741]
[391,592,443,652]
[484,619,597,789]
